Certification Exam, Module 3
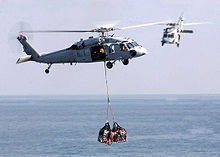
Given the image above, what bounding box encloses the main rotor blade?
[21,30,95,33]
[183,22,213,26]
[117,21,170,30]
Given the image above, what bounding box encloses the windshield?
[132,42,139,47]
[167,34,174,38]
[126,43,134,49]
[164,33,174,38]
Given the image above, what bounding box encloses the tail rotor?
[8,21,33,54]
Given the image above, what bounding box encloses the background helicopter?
[161,16,211,47]
[17,21,167,74]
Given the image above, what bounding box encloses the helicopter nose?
[136,47,148,56]
[130,47,148,57]
[141,47,148,55]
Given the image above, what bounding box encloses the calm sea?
[0,95,220,157]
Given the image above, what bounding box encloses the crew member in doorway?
[100,48,105,53]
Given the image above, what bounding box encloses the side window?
[120,44,126,51]
[111,45,115,53]
[126,43,133,49]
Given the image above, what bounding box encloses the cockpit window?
[168,34,174,38]
[120,44,127,51]
[132,42,139,47]
[126,43,134,49]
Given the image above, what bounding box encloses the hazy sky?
[0,0,219,95]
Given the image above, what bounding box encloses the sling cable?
[98,62,127,146]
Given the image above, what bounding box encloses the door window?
[120,44,127,51]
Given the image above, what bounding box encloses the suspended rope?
[104,61,116,122]
[97,61,127,145]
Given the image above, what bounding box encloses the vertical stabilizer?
[17,34,40,60]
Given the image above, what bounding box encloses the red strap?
[104,62,116,122]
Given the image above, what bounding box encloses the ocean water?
[0,95,220,157]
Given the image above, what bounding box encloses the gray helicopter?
[161,16,210,47]
[17,21,166,74]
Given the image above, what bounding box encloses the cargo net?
[98,122,127,145]
[98,62,127,146]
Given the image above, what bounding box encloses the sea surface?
[0,95,220,157]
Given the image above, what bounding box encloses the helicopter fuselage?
[161,17,194,47]
[38,36,147,64]
[161,26,181,47]
[17,35,147,72]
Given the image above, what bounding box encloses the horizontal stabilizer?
[16,55,32,64]
[181,30,193,33]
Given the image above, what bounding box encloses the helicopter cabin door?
[91,45,106,61]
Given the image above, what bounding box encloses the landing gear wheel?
[106,62,113,69]
[177,43,180,47]
[122,59,129,65]
[45,64,52,74]
[162,42,164,46]
[45,69,49,74]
